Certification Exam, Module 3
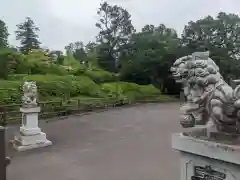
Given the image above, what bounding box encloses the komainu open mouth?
[172,72,185,82]
[173,75,181,81]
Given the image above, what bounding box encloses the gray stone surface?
[172,133,240,165]
[172,133,240,180]
[6,103,181,180]
[13,133,52,152]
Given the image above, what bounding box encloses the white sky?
[1,0,240,50]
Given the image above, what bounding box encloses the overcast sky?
[1,0,239,50]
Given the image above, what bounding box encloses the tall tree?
[64,43,74,55]
[15,17,41,54]
[65,41,87,63]
[96,1,135,72]
[0,19,9,48]
[73,41,87,62]
[85,41,97,54]
[120,24,180,88]
[84,42,98,68]
[181,12,240,80]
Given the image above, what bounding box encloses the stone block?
[172,133,240,180]
[13,132,52,152]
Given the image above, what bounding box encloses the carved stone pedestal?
[13,107,52,151]
[172,133,240,180]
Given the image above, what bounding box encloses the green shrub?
[0,80,22,104]
[70,76,105,97]
[0,49,28,79]
[42,64,68,75]
[72,66,86,76]
[7,74,28,81]
[138,84,161,96]
[83,69,117,83]
[22,75,70,98]
[25,62,68,75]
[63,54,82,69]
[0,72,168,105]
[100,82,161,101]
[13,74,106,99]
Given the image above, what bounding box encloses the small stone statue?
[170,51,240,135]
[22,81,38,108]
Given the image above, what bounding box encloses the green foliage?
[5,3,240,101]
[63,53,82,70]
[101,82,161,101]
[56,55,65,65]
[43,64,68,75]
[0,73,166,105]
[15,17,41,54]
[0,19,9,48]
[181,12,240,80]
[72,67,86,76]
[120,24,180,86]
[70,76,104,97]
[97,45,117,72]
[7,74,27,81]
[86,50,99,68]
[65,41,87,63]
[22,75,70,98]
[138,84,161,95]
[0,48,28,78]
[84,69,117,83]
[96,1,135,72]
[0,50,9,79]
[11,74,105,99]
[26,49,50,62]
[4,49,67,75]
[0,80,22,104]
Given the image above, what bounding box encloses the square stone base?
[13,132,52,152]
[172,133,240,180]
[20,106,41,113]
[20,127,41,136]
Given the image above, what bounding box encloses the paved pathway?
[7,103,181,180]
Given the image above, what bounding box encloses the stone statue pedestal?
[13,107,52,151]
[172,133,240,180]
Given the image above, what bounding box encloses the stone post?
[13,81,52,151]
[0,127,6,180]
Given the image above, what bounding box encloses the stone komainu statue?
[170,51,240,134]
[22,81,38,108]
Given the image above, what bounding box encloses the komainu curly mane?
[171,52,240,135]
